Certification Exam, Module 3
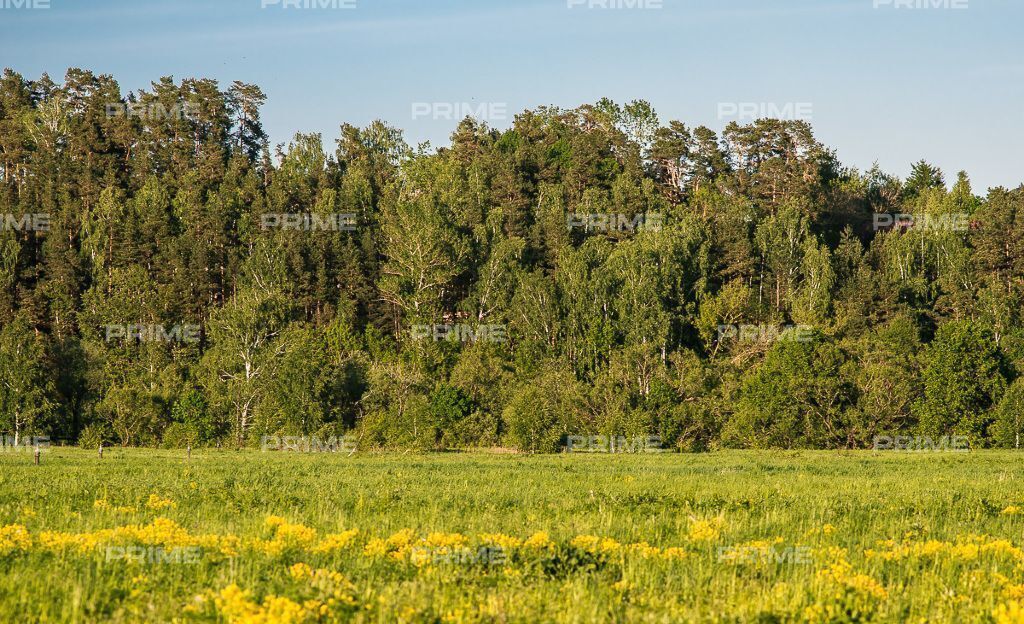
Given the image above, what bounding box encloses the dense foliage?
[1,68,1022,450]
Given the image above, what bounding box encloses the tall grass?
[1,449,1022,622]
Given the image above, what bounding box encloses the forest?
[1,68,1022,451]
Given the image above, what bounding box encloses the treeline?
[1,68,1023,451]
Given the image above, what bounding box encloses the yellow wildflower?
[688,516,724,542]
[0,525,31,554]
[313,529,360,554]
[211,583,323,624]
[424,532,468,549]
[661,547,688,560]
[385,528,416,549]
[273,521,317,546]
[288,562,313,580]
[363,538,388,558]
[816,554,888,600]
[570,535,621,555]
[570,535,600,552]
[995,600,1024,624]
[522,531,554,550]
[478,533,522,552]
[627,541,662,558]
[145,494,177,511]
[93,499,136,514]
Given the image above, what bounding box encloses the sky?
[0,0,1021,191]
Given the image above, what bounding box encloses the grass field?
[2,449,1024,623]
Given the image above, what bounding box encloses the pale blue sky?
[1,0,1021,191]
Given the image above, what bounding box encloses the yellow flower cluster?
[688,516,725,542]
[865,534,1024,563]
[287,563,359,604]
[145,494,177,511]
[424,532,469,549]
[717,537,786,564]
[815,548,888,600]
[208,563,362,623]
[803,524,837,539]
[35,517,240,557]
[994,599,1024,624]
[363,527,419,561]
[570,535,688,561]
[93,498,136,514]
[478,533,522,552]
[802,547,888,623]
[522,531,554,550]
[991,573,1024,601]
[364,529,492,567]
[571,535,623,555]
[5,514,703,570]
[91,493,179,514]
[249,517,359,558]
[312,528,360,554]
[212,583,309,624]
[0,524,31,555]
[252,516,320,556]
[356,526,697,568]
[661,547,688,560]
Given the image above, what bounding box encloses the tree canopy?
[1,68,1022,450]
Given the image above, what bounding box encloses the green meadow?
[1,449,1023,623]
